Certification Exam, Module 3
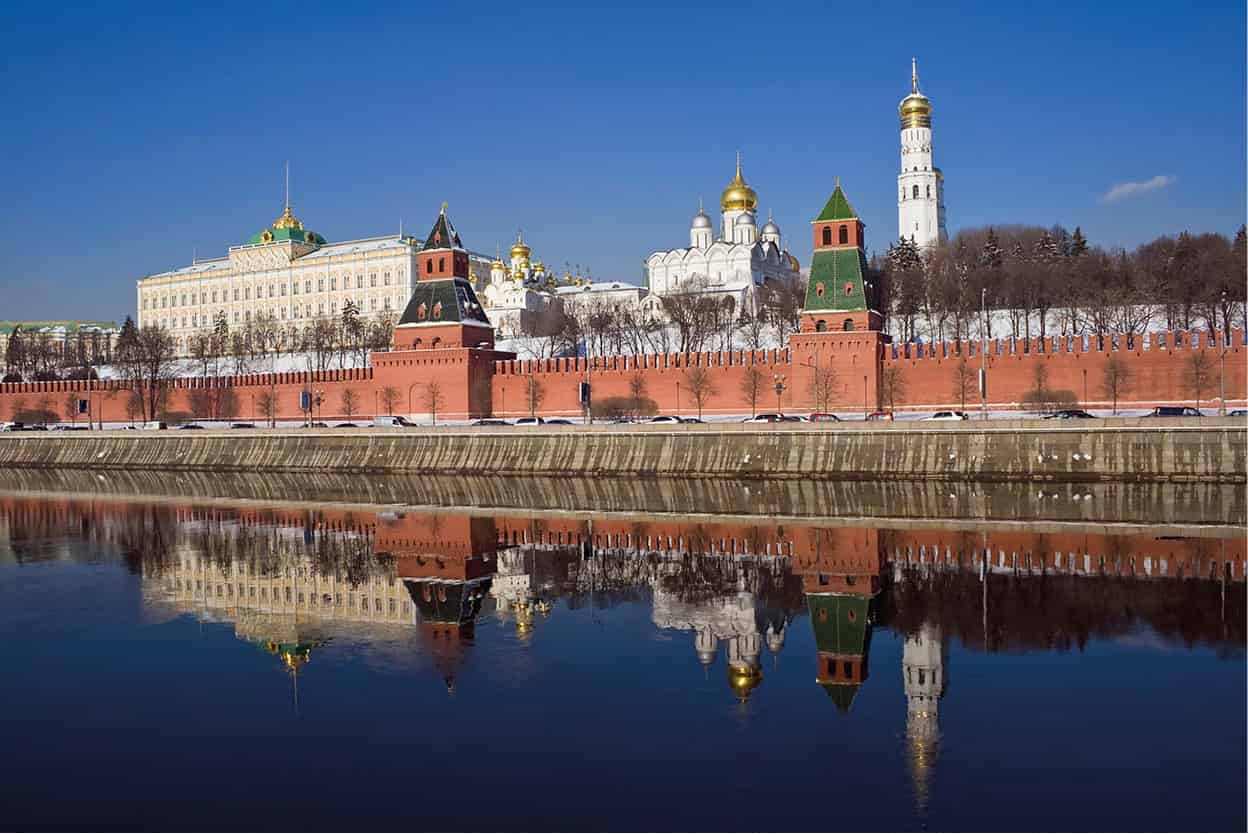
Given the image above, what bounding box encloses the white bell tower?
[897,58,947,249]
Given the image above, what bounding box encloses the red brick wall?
[0,328,1242,425]
[881,328,1247,413]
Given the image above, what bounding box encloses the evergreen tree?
[1070,226,1089,257]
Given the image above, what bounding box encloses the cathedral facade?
[644,156,801,316]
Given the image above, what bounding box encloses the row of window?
[153,296,402,329]
[142,271,402,310]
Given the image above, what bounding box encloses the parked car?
[922,411,969,422]
[546,418,574,425]
[229,422,257,429]
[373,415,416,428]
[810,413,842,423]
[1045,409,1097,419]
[865,411,894,422]
[176,423,205,430]
[515,417,545,426]
[743,413,784,423]
[471,419,510,426]
[648,415,681,424]
[1146,406,1203,418]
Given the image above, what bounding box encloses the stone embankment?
[0,419,1243,483]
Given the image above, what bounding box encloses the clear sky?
[1,0,1243,323]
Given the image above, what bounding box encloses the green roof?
[246,225,326,246]
[804,248,869,312]
[821,681,862,713]
[815,185,857,222]
[397,278,490,327]
[808,594,870,655]
[423,210,463,251]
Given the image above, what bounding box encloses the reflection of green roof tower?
[803,179,881,333]
[807,593,873,713]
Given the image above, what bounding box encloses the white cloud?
[1101,175,1176,203]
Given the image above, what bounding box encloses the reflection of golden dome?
[899,58,932,128]
[720,154,757,212]
[727,664,762,702]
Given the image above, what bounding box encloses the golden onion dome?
[727,664,762,702]
[899,58,932,128]
[720,154,757,212]
[272,204,303,231]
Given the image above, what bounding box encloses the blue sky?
[1,0,1243,322]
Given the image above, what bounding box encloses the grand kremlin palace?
[136,201,495,356]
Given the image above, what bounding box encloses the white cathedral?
[898,58,948,249]
[644,156,801,316]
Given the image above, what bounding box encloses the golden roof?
[727,663,762,702]
[510,232,531,260]
[899,58,932,127]
[272,204,303,231]
[720,153,757,212]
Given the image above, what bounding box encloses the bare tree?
[951,360,976,412]
[880,366,907,413]
[740,365,765,417]
[807,366,839,414]
[1186,352,1214,413]
[257,389,280,427]
[340,388,359,420]
[683,365,717,420]
[524,375,545,418]
[628,371,648,419]
[1101,356,1132,414]
[423,381,446,424]
[380,385,402,415]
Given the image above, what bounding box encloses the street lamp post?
[980,287,988,421]
[1219,290,1227,415]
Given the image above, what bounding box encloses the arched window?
[839,225,848,245]
[912,185,920,199]
[821,226,832,246]
[843,318,854,332]
[815,319,827,332]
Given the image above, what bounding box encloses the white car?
[922,411,970,422]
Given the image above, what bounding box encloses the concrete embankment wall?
[0,419,1243,482]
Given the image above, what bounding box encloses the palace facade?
[135,199,494,356]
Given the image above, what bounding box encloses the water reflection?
[0,492,1243,828]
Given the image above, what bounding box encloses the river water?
[0,477,1243,831]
